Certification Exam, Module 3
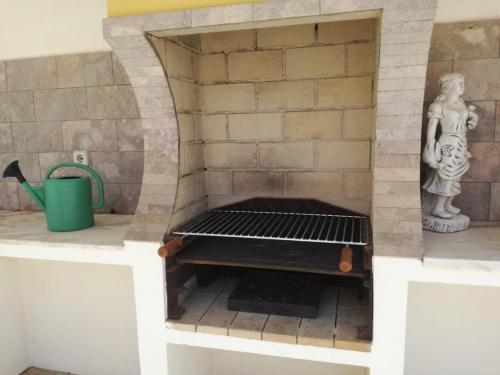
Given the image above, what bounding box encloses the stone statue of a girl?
[422,73,478,232]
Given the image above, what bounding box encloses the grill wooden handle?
[158,236,183,258]
[339,246,353,273]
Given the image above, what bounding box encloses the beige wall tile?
[490,183,500,221]
[0,182,19,210]
[228,113,282,140]
[206,170,232,195]
[112,52,130,85]
[121,183,141,214]
[285,110,342,139]
[34,88,88,121]
[496,101,500,142]
[201,29,256,53]
[202,83,255,112]
[260,142,314,168]
[0,123,12,152]
[118,151,144,184]
[6,57,57,91]
[19,183,44,210]
[318,19,374,44]
[0,94,8,122]
[164,40,194,80]
[117,119,144,151]
[286,45,344,78]
[229,50,282,81]
[62,120,118,151]
[257,24,315,48]
[348,43,375,75]
[197,54,226,82]
[318,76,372,108]
[205,143,257,168]
[258,80,315,110]
[430,20,500,61]
[203,114,227,140]
[345,171,371,199]
[286,171,343,198]
[87,85,139,119]
[38,152,74,177]
[11,121,63,153]
[317,141,370,169]
[0,62,6,92]
[454,58,500,100]
[344,108,373,139]
[233,171,284,196]
[92,183,122,214]
[0,92,35,122]
[56,52,113,88]
[1,152,41,182]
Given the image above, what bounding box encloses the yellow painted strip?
[108,0,264,18]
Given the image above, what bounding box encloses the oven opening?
[163,198,373,351]
[152,15,379,352]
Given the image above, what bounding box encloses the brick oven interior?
[150,16,379,351]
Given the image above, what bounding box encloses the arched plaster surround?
[103,0,437,257]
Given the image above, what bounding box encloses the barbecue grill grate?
[173,209,369,246]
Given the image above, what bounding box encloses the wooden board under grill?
[174,236,366,278]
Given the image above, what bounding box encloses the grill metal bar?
[173,209,369,245]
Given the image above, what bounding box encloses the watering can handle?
[44,162,105,209]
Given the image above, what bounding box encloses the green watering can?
[3,160,105,232]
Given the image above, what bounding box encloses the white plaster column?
[370,256,421,375]
[127,241,168,375]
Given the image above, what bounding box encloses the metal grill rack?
[173,209,369,246]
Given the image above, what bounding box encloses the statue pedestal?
[422,214,470,233]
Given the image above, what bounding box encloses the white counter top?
[423,224,500,272]
[0,211,134,265]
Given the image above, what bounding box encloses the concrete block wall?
[424,19,500,221]
[201,20,375,214]
[0,52,143,214]
[156,20,376,216]
[150,36,206,230]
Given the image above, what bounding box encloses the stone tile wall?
[104,0,437,255]
[0,52,143,214]
[425,19,500,221]
[156,20,376,217]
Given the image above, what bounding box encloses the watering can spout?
[3,160,45,210]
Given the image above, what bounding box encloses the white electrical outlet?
[73,150,89,166]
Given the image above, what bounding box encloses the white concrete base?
[165,328,372,368]
[2,212,500,375]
